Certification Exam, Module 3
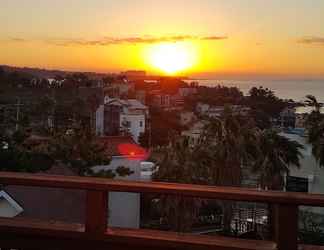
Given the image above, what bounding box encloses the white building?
[281,132,324,216]
[196,103,250,118]
[104,99,149,143]
[196,102,224,118]
[93,136,153,229]
[120,113,146,143]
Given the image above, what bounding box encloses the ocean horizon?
[185,79,324,103]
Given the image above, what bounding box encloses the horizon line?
[1,64,324,81]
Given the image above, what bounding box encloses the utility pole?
[148,116,152,149]
[15,97,21,131]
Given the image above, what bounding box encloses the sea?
[185,79,324,113]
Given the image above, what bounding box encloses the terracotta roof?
[106,98,148,110]
[98,136,138,156]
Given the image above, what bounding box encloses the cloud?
[298,36,324,46]
[200,36,228,41]
[45,35,228,46]
[1,35,228,47]
[10,38,27,42]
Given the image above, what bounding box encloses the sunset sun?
[147,43,197,75]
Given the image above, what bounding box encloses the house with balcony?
[196,103,250,118]
[103,98,149,143]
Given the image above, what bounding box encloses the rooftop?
[105,98,148,110]
[99,136,147,157]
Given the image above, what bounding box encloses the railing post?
[271,204,298,250]
[85,190,108,235]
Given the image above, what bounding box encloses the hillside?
[0,65,107,79]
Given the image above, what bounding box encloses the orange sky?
[1,0,324,79]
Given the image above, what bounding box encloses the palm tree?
[35,95,56,133]
[198,108,260,233]
[253,129,303,190]
[153,107,303,234]
[305,95,321,113]
[153,138,203,232]
[199,107,259,187]
[49,125,111,176]
[154,107,261,234]
[305,95,324,167]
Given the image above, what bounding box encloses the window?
[139,121,143,127]
[122,120,131,128]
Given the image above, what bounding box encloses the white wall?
[120,114,145,143]
[93,157,142,229]
[282,133,324,215]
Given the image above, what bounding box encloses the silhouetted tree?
[248,87,287,128]
[153,137,204,232]
[305,95,324,167]
[154,108,259,234]
[138,131,150,148]
[49,124,111,176]
[0,130,53,173]
[149,109,184,147]
[252,129,303,190]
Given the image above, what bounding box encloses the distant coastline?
[2,64,323,102]
[185,79,324,102]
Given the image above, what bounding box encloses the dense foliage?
[305,95,324,167]
[153,107,303,233]
[247,87,288,129]
[0,130,53,173]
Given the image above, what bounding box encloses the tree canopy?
[247,87,288,129]
[305,95,324,167]
[152,107,303,233]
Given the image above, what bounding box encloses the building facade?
[103,99,148,143]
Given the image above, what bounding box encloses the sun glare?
[147,43,197,75]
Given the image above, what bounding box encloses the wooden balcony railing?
[0,172,324,250]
